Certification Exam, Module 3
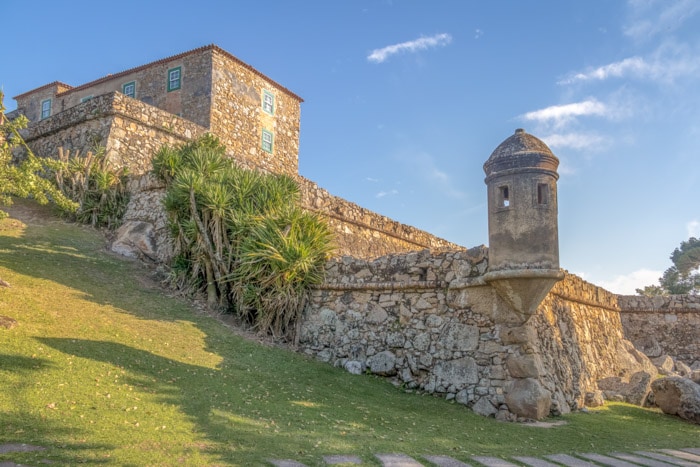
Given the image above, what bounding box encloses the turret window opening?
[498,185,510,208]
[537,183,549,205]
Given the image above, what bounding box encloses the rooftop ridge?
[14,44,304,103]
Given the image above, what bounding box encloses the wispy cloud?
[474,29,483,39]
[597,268,663,295]
[413,153,465,199]
[624,0,700,40]
[368,33,452,63]
[559,44,700,85]
[365,177,380,183]
[521,99,608,127]
[558,57,648,84]
[376,189,399,198]
[688,220,700,238]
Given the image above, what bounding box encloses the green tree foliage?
[0,91,78,219]
[636,237,700,296]
[152,135,334,338]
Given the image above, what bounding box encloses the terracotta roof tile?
[13,81,73,100]
[43,44,303,102]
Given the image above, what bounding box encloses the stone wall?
[20,92,207,175]
[299,250,652,418]
[211,48,301,176]
[298,176,462,259]
[618,295,700,366]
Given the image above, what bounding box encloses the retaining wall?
[618,295,700,366]
[300,249,652,417]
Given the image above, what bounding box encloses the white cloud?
[597,268,662,295]
[559,45,700,85]
[474,29,483,39]
[368,33,452,63]
[521,99,608,127]
[558,57,648,84]
[688,220,700,238]
[542,132,607,150]
[624,0,700,40]
[365,177,380,183]
[376,189,398,198]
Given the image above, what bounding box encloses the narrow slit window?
[537,183,549,205]
[499,186,510,207]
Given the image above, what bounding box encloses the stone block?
[504,378,552,420]
[651,376,700,424]
[367,351,396,376]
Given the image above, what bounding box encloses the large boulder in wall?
[651,376,700,424]
[111,221,157,261]
[505,378,552,420]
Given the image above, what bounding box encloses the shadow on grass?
[0,408,112,465]
[0,353,53,372]
[0,210,195,324]
[37,337,324,464]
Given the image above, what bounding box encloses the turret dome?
[483,129,559,181]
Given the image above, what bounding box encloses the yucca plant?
[229,207,334,337]
[45,146,130,228]
[152,134,334,339]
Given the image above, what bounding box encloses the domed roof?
[483,129,559,177]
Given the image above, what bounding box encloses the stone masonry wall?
[298,176,462,259]
[210,48,301,177]
[19,92,208,173]
[618,295,700,366]
[300,251,650,417]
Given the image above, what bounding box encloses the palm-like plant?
[152,135,334,338]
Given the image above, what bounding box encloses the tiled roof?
[14,44,304,103]
[13,81,73,100]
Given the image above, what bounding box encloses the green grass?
[0,199,698,466]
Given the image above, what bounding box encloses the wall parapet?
[297,176,464,259]
[618,294,700,313]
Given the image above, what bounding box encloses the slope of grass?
[0,199,698,466]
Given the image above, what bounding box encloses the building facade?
[13,44,302,176]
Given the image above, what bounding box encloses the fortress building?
[11,45,698,420]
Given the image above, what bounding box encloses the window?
[40,99,51,119]
[80,96,93,103]
[167,66,181,92]
[537,183,549,205]
[262,129,274,153]
[262,90,274,114]
[122,81,136,98]
[498,185,510,208]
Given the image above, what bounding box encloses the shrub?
[153,135,334,338]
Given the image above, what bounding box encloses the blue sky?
[2,0,699,294]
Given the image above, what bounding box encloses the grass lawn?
[0,199,698,466]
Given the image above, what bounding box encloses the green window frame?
[80,96,93,103]
[262,129,274,153]
[40,99,51,119]
[122,81,136,98]
[167,66,181,92]
[262,90,275,114]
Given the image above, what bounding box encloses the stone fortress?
[11,44,699,421]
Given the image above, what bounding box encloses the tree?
[636,237,700,296]
[0,91,77,220]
